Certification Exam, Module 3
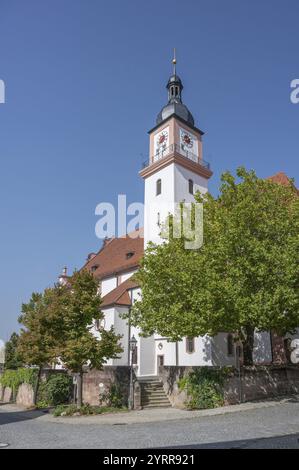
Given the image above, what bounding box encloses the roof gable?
[82,228,144,280]
[101,278,140,309]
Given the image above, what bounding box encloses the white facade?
[96,110,276,375]
[94,76,280,376]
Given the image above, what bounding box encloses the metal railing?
[142,143,210,170]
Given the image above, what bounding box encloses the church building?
[68,60,296,378]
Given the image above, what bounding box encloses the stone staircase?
[138,377,171,409]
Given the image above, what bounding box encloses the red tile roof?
[268,172,292,186]
[82,228,144,280]
[267,172,298,194]
[101,278,140,309]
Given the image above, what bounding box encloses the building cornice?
[139,150,213,180]
[148,113,204,136]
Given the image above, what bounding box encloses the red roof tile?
[267,172,298,194]
[82,228,144,280]
[101,278,140,308]
[267,172,292,186]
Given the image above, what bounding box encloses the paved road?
[0,398,299,449]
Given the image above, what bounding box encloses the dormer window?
[126,252,134,259]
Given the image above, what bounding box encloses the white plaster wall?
[155,338,177,369]
[127,329,156,376]
[253,331,272,364]
[121,269,138,283]
[138,336,156,376]
[96,307,115,365]
[131,287,142,303]
[95,306,130,366]
[174,164,208,204]
[178,336,213,366]
[211,333,236,366]
[101,276,117,296]
[144,162,209,249]
[113,306,130,366]
[144,164,176,247]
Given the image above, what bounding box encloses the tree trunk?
[76,371,83,408]
[242,326,255,366]
[33,366,42,406]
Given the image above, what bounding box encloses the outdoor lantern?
[130,335,137,352]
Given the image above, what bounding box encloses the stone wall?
[0,369,69,408]
[16,383,34,408]
[1,385,12,403]
[158,365,299,408]
[83,366,130,406]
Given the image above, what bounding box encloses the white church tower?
[140,53,213,247]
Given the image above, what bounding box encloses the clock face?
[179,128,198,159]
[154,127,169,160]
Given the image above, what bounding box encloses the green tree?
[130,168,299,365]
[18,288,65,404]
[4,332,23,369]
[57,270,123,407]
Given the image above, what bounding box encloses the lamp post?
[128,335,137,410]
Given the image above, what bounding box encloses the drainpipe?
[175,341,179,366]
[128,306,131,366]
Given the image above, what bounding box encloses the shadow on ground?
[162,432,299,449]
[0,407,46,426]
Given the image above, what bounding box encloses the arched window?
[188,179,194,195]
[156,179,162,196]
[227,334,234,356]
[186,337,195,354]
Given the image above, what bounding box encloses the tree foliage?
[4,332,23,369]
[17,270,123,406]
[130,168,299,364]
[57,270,123,374]
[18,288,64,368]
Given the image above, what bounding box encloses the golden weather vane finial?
[172,47,177,75]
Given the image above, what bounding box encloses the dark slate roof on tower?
[156,52,195,126]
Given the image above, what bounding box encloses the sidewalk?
[1,395,298,426]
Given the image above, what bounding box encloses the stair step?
[142,392,167,398]
[142,392,166,397]
[137,377,159,382]
[138,378,171,409]
[142,388,164,393]
[141,382,162,387]
[142,397,170,403]
[142,404,172,409]
[141,384,164,390]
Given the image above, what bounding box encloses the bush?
[99,383,124,408]
[53,403,127,417]
[178,367,228,410]
[0,368,37,395]
[53,404,77,417]
[42,374,72,406]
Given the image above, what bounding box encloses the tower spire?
[172,48,177,75]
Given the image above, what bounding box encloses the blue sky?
[0,0,298,340]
